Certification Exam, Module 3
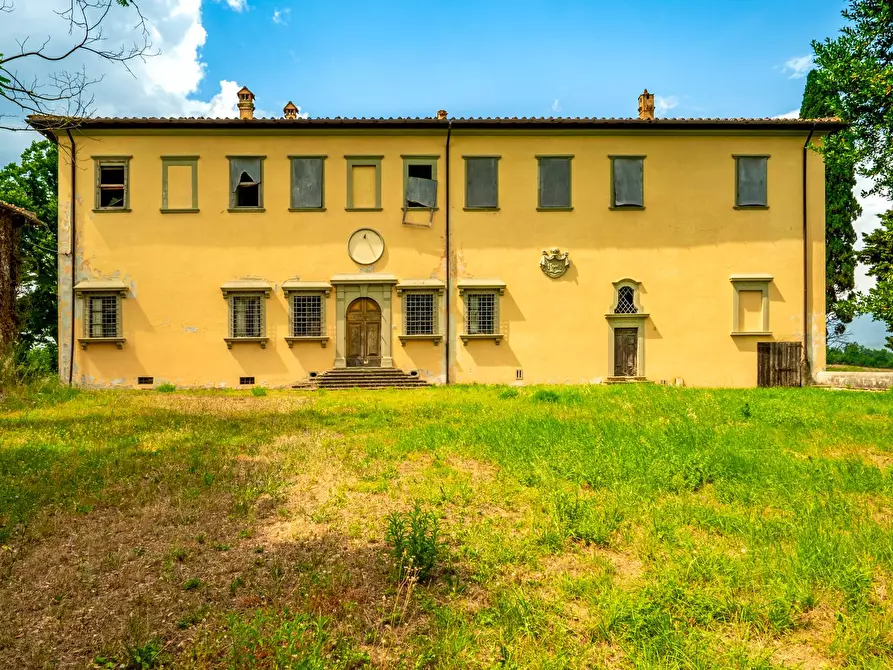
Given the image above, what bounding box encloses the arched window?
[615,286,638,314]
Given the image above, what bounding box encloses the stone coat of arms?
[540,247,570,278]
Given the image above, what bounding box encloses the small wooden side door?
[614,328,638,377]
[757,342,802,387]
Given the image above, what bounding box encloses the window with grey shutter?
[466,157,498,208]
[290,157,324,209]
[229,157,263,208]
[736,156,768,207]
[538,157,572,209]
[612,157,644,207]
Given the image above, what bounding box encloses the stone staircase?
[293,367,430,390]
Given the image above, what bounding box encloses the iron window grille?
[291,294,323,337]
[229,294,264,338]
[404,292,436,335]
[94,157,130,210]
[614,286,638,314]
[87,293,122,338]
[466,292,498,335]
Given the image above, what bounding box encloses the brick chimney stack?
[237,86,255,120]
[283,101,299,120]
[436,109,448,120]
[638,89,655,121]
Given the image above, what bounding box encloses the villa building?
[29,89,841,388]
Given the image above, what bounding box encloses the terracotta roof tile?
[0,200,41,226]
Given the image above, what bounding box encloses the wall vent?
[137,376,153,385]
[308,371,319,379]
[239,376,255,385]
[516,369,523,381]
[409,370,419,377]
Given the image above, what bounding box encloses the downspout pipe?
[802,123,816,381]
[444,119,452,384]
[65,129,76,385]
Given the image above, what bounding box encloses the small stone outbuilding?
[0,201,40,352]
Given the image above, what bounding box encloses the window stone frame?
[730,274,772,335]
[282,280,332,347]
[74,280,127,349]
[396,279,445,346]
[93,156,131,212]
[458,279,506,345]
[221,280,271,348]
[345,155,383,211]
[227,155,265,212]
[401,155,439,211]
[161,156,199,213]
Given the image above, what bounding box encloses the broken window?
[229,157,264,209]
[538,156,572,209]
[736,156,768,207]
[403,158,438,210]
[94,159,129,210]
[290,157,325,209]
[465,157,499,209]
[612,157,644,208]
[87,294,121,338]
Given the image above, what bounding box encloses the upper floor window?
[346,156,382,211]
[465,156,499,210]
[161,156,198,213]
[537,155,572,210]
[228,156,264,210]
[611,156,644,209]
[290,156,325,210]
[402,156,438,210]
[735,156,768,208]
[93,157,130,211]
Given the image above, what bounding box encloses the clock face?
[347,228,385,265]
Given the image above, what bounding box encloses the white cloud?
[774,109,800,119]
[216,0,248,11]
[654,95,679,117]
[783,55,813,79]
[550,99,562,115]
[272,8,290,24]
[0,0,301,163]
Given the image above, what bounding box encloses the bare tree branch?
[0,0,156,130]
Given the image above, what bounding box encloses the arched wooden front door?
[346,298,382,367]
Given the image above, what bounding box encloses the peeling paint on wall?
[183,326,199,333]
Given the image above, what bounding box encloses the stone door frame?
[332,275,396,368]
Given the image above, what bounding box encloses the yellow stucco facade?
[41,110,835,388]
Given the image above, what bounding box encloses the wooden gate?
[757,342,802,387]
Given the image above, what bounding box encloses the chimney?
[638,89,655,121]
[436,109,448,120]
[237,86,255,120]
[283,101,299,120]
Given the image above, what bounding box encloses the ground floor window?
[221,280,271,348]
[292,294,323,337]
[87,294,121,338]
[404,292,436,335]
[467,292,498,334]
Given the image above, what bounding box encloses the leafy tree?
[812,0,893,199]
[858,210,893,350]
[799,69,861,342]
[0,140,58,361]
[0,0,150,130]
[828,342,893,368]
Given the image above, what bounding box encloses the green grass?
[1,384,892,668]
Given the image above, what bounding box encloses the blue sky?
[198,0,844,121]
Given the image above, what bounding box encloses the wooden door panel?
[614,328,638,377]
[345,297,383,367]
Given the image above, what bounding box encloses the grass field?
[1,383,892,669]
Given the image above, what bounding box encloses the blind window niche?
[611,156,644,208]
